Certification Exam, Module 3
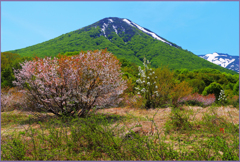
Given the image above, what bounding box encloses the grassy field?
[1,103,239,160]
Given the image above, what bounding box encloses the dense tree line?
[1,51,239,106]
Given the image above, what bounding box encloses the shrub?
[121,75,136,97]
[224,89,234,100]
[1,67,15,88]
[202,82,223,101]
[167,107,192,131]
[170,81,193,108]
[1,91,14,112]
[13,50,127,117]
[154,66,175,107]
[1,87,26,112]
[179,93,216,106]
[120,94,146,108]
[188,79,206,94]
[225,83,234,90]
[227,95,239,108]
[233,80,239,95]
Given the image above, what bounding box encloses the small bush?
[1,87,25,112]
[228,95,239,108]
[170,81,193,108]
[233,80,239,95]
[154,66,175,107]
[1,67,15,88]
[166,108,192,132]
[120,94,146,109]
[188,79,206,94]
[202,82,223,101]
[179,93,216,107]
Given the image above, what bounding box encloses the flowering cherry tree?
[135,57,159,108]
[13,50,127,117]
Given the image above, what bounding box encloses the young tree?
[13,50,127,117]
[135,57,159,108]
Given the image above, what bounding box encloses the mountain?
[198,52,239,73]
[88,17,181,48]
[5,17,237,74]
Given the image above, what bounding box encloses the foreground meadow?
[1,103,239,160]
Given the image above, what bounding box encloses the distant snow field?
[198,52,239,73]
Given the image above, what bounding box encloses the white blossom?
[136,79,141,83]
[138,66,141,71]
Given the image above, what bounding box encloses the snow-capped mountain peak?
[198,52,239,73]
[91,17,180,48]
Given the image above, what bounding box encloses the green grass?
[1,111,31,129]
[1,104,239,160]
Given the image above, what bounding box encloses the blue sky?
[1,1,239,56]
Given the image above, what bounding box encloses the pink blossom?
[13,50,127,117]
[179,93,215,106]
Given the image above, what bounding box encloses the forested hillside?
[5,17,237,75]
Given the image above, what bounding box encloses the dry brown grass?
[182,105,239,125]
[2,104,238,138]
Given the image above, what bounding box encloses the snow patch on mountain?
[123,19,134,27]
[198,52,239,73]
[122,18,173,46]
[200,52,235,68]
[108,19,113,23]
[101,23,109,37]
[205,52,219,62]
[131,21,171,45]
[112,25,118,34]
